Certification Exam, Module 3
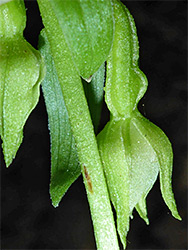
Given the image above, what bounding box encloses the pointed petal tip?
[172,212,182,221]
[4,155,13,168]
[50,191,59,208]
[140,216,149,225]
[51,198,59,208]
[118,228,128,250]
[145,218,149,225]
[122,239,126,250]
[52,203,59,208]
[50,194,60,208]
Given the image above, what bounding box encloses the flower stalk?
[37,0,119,249]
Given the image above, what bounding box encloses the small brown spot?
[83,165,93,193]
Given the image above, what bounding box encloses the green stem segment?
[37,1,119,249]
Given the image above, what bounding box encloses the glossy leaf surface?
[0,0,45,167]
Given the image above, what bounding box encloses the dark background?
[1,0,187,249]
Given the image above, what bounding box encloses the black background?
[1,1,187,249]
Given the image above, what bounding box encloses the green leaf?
[133,112,182,220]
[0,0,45,167]
[105,0,147,118]
[49,0,114,79]
[38,30,80,207]
[82,62,105,133]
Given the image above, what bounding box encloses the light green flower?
[0,0,45,166]
[97,0,181,248]
[98,110,181,248]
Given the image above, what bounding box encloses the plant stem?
[37,1,119,249]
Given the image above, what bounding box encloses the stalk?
[37,1,119,249]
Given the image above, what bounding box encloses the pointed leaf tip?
[38,30,80,207]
